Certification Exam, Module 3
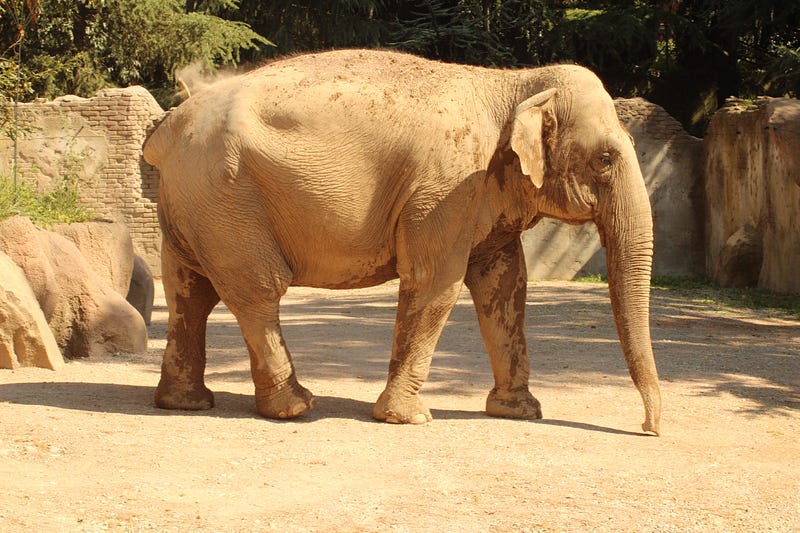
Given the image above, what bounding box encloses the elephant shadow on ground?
[275,284,799,416]
[6,283,795,424]
[0,380,382,422]
[0,381,646,435]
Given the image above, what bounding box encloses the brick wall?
[0,87,165,275]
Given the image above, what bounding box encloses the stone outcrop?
[0,252,63,370]
[0,87,164,275]
[0,216,147,358]
[127,254,155,326]
[51,219,135,296]
[704,97,800,293]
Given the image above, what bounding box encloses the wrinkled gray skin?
[144,50,661,435]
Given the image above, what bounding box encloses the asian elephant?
[143,49,661,435]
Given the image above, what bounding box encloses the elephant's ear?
[510,88,557,188]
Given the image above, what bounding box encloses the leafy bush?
[0,177,94,227]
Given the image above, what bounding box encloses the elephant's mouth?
[594,217,607,248]
[533,183,597,226]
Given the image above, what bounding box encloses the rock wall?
[523,98,704,280]
[704,98,800,294]
[0,87,164,275]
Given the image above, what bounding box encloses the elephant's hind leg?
[233,302,315,420]
[203,228,314,420]
[155,245,220,411]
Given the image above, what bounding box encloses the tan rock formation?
[0,252,63,370]
[0,216,147,358]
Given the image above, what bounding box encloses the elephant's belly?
[290,251,398,290]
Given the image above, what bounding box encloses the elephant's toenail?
[410,413,429,424]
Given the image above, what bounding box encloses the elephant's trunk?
[600,171,661,435]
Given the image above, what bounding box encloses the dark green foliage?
[548,7,654,92]
[212,0,385,58]
[1,0,799,132]
[0,0,271,107]
[386,1,554,67]
[767,46,800,96]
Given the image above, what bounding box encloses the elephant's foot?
[255,376,315,420]
[373,389,432,424]
[485,387,542,419]
[155,379,215,410]
[642,417,660,436]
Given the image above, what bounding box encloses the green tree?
[536,1,800,133]
[0,0,271,107]
[3,0,799,133]
[0,0,40,137]
[380,1,556,67]
[216,0,385,59]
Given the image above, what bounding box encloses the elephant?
[143,49,661,435]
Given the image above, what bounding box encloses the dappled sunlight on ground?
[0,280,797,531]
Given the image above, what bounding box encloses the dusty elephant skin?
[144,50,661,434]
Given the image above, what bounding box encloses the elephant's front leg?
[373,277,464,424]
[465,238,541,419]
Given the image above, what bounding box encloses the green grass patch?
[0,177,94,227]
[573,274,799,318]
[651,276,800,318]
[573,273,607,283]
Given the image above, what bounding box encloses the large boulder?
[704,97,800,294]
[51,219,134,296]
[716,224,763,288]
[0,216,147,358]
[0,252,63,370]
[126,254,155,325]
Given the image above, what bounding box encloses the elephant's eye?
[591,151,614,174]
[591,151,614,182]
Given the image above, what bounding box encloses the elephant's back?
[144,50,502,288]
[255,49,478,92]
[145,49,496,167]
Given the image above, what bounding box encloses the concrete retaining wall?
[703,98,800,294]
[523,98,705,280]
[0,87,163,275]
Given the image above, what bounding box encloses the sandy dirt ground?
[1,280,798,532]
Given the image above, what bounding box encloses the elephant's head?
[508,66,661,434]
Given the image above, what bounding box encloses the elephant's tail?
[142,112,171,168]
[177,78,191,100]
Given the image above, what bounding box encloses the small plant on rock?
[0,176,93,227]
